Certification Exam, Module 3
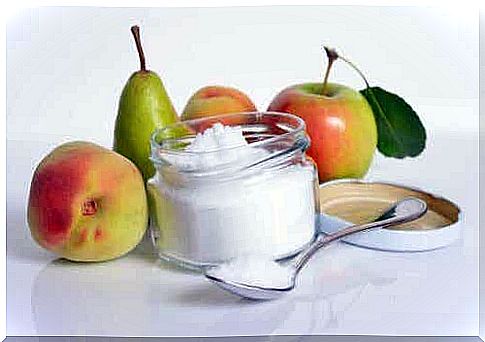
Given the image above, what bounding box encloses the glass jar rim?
[149,111,310,178]
[150,111,306,157]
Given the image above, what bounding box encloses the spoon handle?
[291,197,428,274]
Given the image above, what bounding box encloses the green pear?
[114,25,178,181]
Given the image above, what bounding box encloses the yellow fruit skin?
[27,141,148,262]
[268,83,377,182]
[181,85,257,120]
[114,71,179,181]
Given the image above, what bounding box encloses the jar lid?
[318,179,462,252]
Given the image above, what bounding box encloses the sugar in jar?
[147,112,319,270]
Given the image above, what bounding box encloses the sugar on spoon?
[205,197,428,300]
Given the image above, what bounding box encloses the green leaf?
[360,86,426,158]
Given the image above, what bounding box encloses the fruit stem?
[322,46,371,89]
[322,47,338,96]
[82,199,98,216]
[131,25,146,71]
[338,54,371,88]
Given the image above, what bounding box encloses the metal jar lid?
[317,179,462,252]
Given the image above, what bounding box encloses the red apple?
[268,82,377,182]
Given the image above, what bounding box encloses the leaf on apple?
[360,86,426,158]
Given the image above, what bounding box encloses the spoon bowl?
[205,274,294,300]
[205,197,428,300]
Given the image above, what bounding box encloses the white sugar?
[209,256,292,289]
[187,123,248,152]
[163,123,265,170]
[152,123,316,264]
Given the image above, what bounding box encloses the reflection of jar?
[147,112,319,271]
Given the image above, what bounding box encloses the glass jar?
[147,112,319,271]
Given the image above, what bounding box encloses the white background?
[5,5,480,337]
[7,6,478,145]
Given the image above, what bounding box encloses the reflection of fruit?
[146,181,165,238]
[268,48,377,183]
[27,141,148,262]
[31,257,291,336]
[114,26,178,181]
[146,180,176,252]
[32,258,153,335]
[181,86,257,120]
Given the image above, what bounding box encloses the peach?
[181,86,257,120]
[27,141,148,262]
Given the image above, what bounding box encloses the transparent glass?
[147,112,320,271]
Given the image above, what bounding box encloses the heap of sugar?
[164,123,265,171]
[208,255,293,289]
[187,123,248,152]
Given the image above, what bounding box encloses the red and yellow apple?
[268,82,377,182]
[181,85,257,120]
[27,141,148,262]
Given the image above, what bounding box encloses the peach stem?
[82,199,98,216]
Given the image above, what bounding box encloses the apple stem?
[131,25,147,71]
[338,54,371,88]
[322,46,371,89]
[322,47,339,96]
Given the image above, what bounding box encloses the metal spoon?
[205,197,428,300]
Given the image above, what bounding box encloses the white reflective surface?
[6,6,479,336]
[6,121,479,336]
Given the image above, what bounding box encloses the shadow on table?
[30,249,243,335]
[29,230,398,336]
[6,203,55,263]
[157,245,398,335]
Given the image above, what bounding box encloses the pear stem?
[322,47,339,96]
[131,25,146,71]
